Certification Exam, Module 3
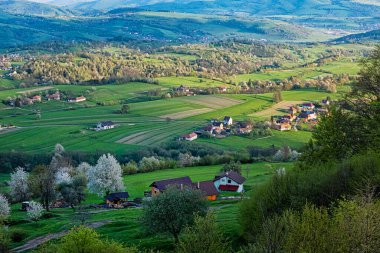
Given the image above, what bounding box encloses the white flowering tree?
[0,194,10,223]
[9,167,29,202]
[27,201,44,221]
[76,162,91,176]
[87,154,124,197]
[55,167,72,185]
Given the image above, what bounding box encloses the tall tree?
[176,212,230,253]
[9,167,29,202]
[29,165,56,211]
[87,154,124,197]
[142,186,208,242]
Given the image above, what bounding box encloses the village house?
[322,99,331,106]
[31,95,41,102]
[176,85,190,94]
[96,121,115,131]
[289,106,298,115]
[182,132,198,141]
[275,121,292,131]
[194,181,219,201]
[299,111,317,121]
[21,97,33,105]
[68,96,86,103]
[237,121,253,134]
[212,121,224,134]
[149,176,219,201]
[203,125,214,135]
[46,91,61,101]
[105,192,129,207]
[213,171,246,193]
[150,176,193,196]
[219,86,228,92]
[301,102,315,111]
[224,116,233,126]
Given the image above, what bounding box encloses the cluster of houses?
[173,85,229,97]
[181,116,253,141]
[106,170,246,207]
[271,100,330,131]
[4,91,87,107]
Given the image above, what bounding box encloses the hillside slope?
[63,0,380,17]
[0,0,75,16]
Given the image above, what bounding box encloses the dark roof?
[106,192,129,201]
[100,121,114,126]
[224,116,231,121]
[195,181,219,196]
[150,176,193,192]
[214,171,246,184]
[212,122,223,127]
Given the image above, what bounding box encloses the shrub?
[10,229,27,243]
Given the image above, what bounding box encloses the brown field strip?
[116,131,148,144]
[159,108,213,119]
[16,86,54,94]
[180,96,242,109]
[251,101,307,117]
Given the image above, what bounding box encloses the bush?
[10,229,27,243]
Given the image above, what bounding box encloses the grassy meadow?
[0,161,292,251]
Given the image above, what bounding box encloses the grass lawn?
[157,76,228,88]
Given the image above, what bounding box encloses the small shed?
[106,192,129,205]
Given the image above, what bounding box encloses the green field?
[0,161,292,251]
[0,85,341,153]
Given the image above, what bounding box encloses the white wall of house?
[214,176,244,193]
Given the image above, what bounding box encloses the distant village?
[3,90,87,107]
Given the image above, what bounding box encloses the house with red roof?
[182,132,198,141]
[213,171,246,193]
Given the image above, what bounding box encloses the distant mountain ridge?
[0,0,75,16]
[35,0,380,17]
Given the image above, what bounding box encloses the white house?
[96,121,115,131]
[213,171,246,193]
[223,116,233,126]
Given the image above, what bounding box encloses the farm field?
[157,76,228,88]
[0,161,293,251]
[0,87,341,153]
[196,131,313,151]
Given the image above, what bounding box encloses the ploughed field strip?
[116,121,196,146]
[15,86,54,94]
[177,95,242,109]
[159,108,214,119]
[251,100,307,118]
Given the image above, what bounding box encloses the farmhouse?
[301,102,315,111]
[273,121,292,131]
[106,192,129,207]
[224,116,233,126]
[212,121,224,134]
[219,85,228,92]
[213,171,246,193]
[299,111,317,120]
[150,176,193,196]
[31,95,41,102]
[96,121,115,131]
[68,96,86,103]
[182,132,198,141]
[195,181,219,201]
[46,91,60,101]
[237,121,253,134]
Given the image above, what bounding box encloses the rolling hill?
[0,0,75,16]
[44,0,380,17]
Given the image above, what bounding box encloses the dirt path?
[11,220,111,253]
[16,86,54,94]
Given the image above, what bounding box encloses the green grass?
[196,131,312,151]
[2,162,292,251]
[157,76,228,88]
